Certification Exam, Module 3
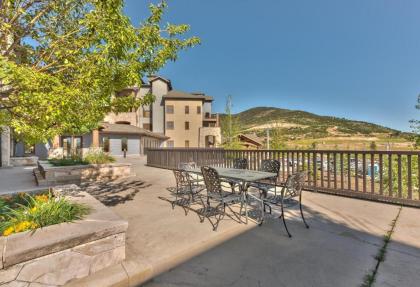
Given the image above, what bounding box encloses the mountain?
[220,107,412,148]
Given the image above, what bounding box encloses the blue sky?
[124,0,420,132]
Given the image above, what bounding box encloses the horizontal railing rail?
[145,148,420,207]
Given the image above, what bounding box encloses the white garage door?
[107,135,140,156]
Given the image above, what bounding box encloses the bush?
[84,150,116,164]
[48,157,88,166]
[0,192,90,236]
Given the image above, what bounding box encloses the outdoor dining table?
[185,167,277,223]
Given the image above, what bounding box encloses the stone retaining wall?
[35,161,132,186]
[0,189,128,286]
[10,156,38,167]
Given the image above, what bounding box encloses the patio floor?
[61,156,420,287]
[0,157,416,286]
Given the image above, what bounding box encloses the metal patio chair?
[248,159,281,198]
[178,162,204,185]
[227,158,248,193]
[199,166,244,231]
[261,171,309,237]
[171,169,205,215]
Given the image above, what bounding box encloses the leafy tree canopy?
[221,95,242,149]
[0,0,199,143]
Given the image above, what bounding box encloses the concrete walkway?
[0,166,39,195]
[62,157,420,287]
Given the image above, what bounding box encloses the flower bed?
[0,185,128,286]
[0,191,90,237]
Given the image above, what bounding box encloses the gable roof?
[99,123,168,140]
[148,75,172,89]
[163,90,213,101]
[238,133,264,146]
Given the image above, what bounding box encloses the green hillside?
[220,107,412,148]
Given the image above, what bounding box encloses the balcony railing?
[145,148,420,207]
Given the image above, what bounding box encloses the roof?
[99,123,169,140]
[148,75,172,89]
[238,133,264,146]
[163,90,213,101]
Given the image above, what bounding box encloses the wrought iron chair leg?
[279,204,292,238]
[300,201,309,228]
[213,203,225,231]
[185,194,192,216]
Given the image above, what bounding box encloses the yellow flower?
[3,226,14,236]
[30,206,37,213]
[34,194,49,203]
[14,221,36,233]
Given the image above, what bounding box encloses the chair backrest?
[201,166,222,197]
[283,171,307,199]
[233,158,248,169]
[261,159,281,176]
[178,162,197,171]
[173,169,192,192]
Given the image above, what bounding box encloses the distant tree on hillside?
[370,141,377,150]
[221,95,242,149]
[270,123,287,150]
[410,94,420,148]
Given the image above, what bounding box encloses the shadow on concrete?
[81,179,151,206]
[143,193,415,287]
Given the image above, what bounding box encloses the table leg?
[241,181,248,224]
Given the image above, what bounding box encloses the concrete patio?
[61,157,420,287]
[1,157,419,286]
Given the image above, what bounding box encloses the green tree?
[370,141,377,150]
[221,95,242,149]
[270,124,287,150]
[410,94,420,148]
[0,0,199,143]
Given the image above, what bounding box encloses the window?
[185,121,189,130]
[143,123,151,130]
[121,137,128,152]
[185,140,189,148]
[197,106,201,114]
[102,137,110,152]
[166,105,174,114]
[166,121,174,130]
[167,140,174,148]
[185,105,189,114]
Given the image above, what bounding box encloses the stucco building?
[4,76,221,160]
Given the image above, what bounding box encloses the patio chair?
[171,169,205,215]
[261,171,309,237]
[178,162,204,185]
[227,158,248,192]
[199,166,244,231]
[248,159,281,198]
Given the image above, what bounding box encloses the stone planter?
[0,188,128,286]
[10,156,39,167]
[34,160,132,186]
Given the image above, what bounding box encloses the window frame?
[166,105,174,114]
[166,121,174,130]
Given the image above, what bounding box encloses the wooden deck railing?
[145,148,420,207]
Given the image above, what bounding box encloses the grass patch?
[84,150,116,164]
[0,192,90,236]
[48,158,88,166]
[361,206,402,287]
